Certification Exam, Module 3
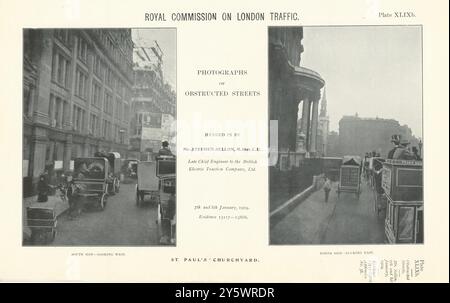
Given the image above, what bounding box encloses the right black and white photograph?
[269,26,423,245]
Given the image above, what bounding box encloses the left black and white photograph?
[22,28,177,246]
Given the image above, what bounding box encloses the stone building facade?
[129,43,176,160]
[338,114,420,158]
[268,27,325,171]
[23,29,133,195]
[268,27,326,210]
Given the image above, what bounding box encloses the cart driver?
[393,139,415,160]
[37,173,49,202]
[387,135,401,159]
[412,146,422,161]
[158,141,173,156]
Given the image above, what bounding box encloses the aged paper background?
[0,0,448,282]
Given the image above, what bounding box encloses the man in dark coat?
[393,140,415,160]
[158,141,173,156]
[387,135,401,159]
[37,173,49,202]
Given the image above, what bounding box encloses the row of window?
[104,93,114,116]
[82,42,128,98]
[77,35,89,64]
[48,94,126,144]
[115,99,123,119]
[91,29,133,81]
[91,81,129,120]
[89,113,126,143]
[51,49,130,121]
[51,34,131,105]
[93,54,104,79]
[53,29,133,80]
[75,68,89,99]
[92,82,102,107]
[48,94,68,129]
[52,53,89,102]
[72,105,86,132]
[105,65,128,97]
[105,36,132,80]
[51,52,71,88]
[89,113,100,136]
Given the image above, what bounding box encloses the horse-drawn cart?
[337,156,362,198]
[135,155,176,245]
[382,159,423,244]
[72,157,110,211]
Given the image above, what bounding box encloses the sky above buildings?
[301,26,422,138]
[132,28,176,89]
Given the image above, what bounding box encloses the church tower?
[318,87,330,156]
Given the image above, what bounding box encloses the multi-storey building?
[337,114,420,158]
[129,42,176,160]
[23,29,133,195]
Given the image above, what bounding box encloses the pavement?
[24,183,161,246]
[270,179,386,245]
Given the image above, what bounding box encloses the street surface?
[52,183,160,246]
[271,180,385,245]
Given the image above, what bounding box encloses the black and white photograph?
[269,26,423,245]
[22,28,177,246]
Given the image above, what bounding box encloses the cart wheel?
[99,194,107,210]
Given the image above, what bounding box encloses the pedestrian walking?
[323,176,332,203]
